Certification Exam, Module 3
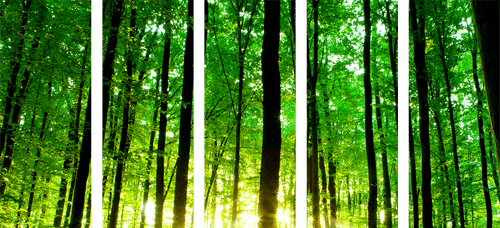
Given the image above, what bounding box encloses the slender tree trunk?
[231,0,257,224]
[436,19,465,226]
[363,1,377,227]
[471,0,499,185]
[472,48,492,228]
[309,1,320,227]
[488,131,500,204]
[85,190,91,228]
[383,0,397,129]
[0,1,38,195]
[258,1,281,227]
[70,0,123,224]
[109,8,136,227]
[375,88,392,228]
[320,81,336,228]
[27,82,51,228]
[430,86,456,228]
[410,0,432,226]
[55,32,89,227]
[408,100,419,228]
[0,0,31,157]
[172,1,194,226]
[319,155,330,228]
[140,78,160,228]
[155,23,171,228]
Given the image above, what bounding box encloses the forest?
[5,0,499,227]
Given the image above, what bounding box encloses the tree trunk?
[410,0,433,227]
[472,48,492,228]
[85,190,91,228]
[488,131,500,204]
[257,1,281,227]
[471,0,499,185]
[363,1,377,227]
[430,85,456,228]
[55,31,89,227]
[436,17,465,226]
[320,81,336,228]
[383,0,398,129]
[231,0,257,225]
[375,87,392,228]
[172,0,194,226]
[108,8,136,227]
[319,155,329,228]
[140,78,160,228]
[70,0,123,228]
[0,0,38,195]
[155,22,171,228]
[310,0,320,227]
[0,0,31,157]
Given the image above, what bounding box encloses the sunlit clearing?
[144,201,156,225]
[380,210,385,223]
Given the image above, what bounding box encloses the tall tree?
[172,0,194,226]
[309,0,320,227]
[108,7,136,228]
[230,1,258,226]
[70,0,123,225]
[155,21,171,228]
[258,0,281,227]
[472,42,492,228]
[410,0,433,226]
[363,1,377,227]
[471,0,499,185]
[434,3,465,224]
[375,87,392,228]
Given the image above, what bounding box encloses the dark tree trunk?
[257,1,281,227]
[85,191,91,228]
[363,1,377,227]
[471,0,499,187]
[408,96,419,228]
[410,0,432,226]
[327,133,337,228]
[172,1,194,226]
[70,0,123,228]
[310,0,320,227]
[375,88,392,228]
[472,48,492,228]
[383,0,398,129]
[68,87,92,228]
[55,31,89,227]
[320,82,336,228]
[435,15,465,225]
[488,131,500,204]
[108,8,136,227]
[0,11,38,195]
[140,78,160,228]
[319,155,330,228]
[231,1,257,225]
[27,82,51,228]
[155,23,171,228]
[430,85,456,228]
[0,0,31,157]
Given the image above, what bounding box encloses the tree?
[410,0,433,226]
[258,0,281,227]
[471,0,499,186]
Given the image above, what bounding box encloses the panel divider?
[194,0,204,228]
[91,0,102,228]
[398,1,411,228]
[295,0,307,228]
